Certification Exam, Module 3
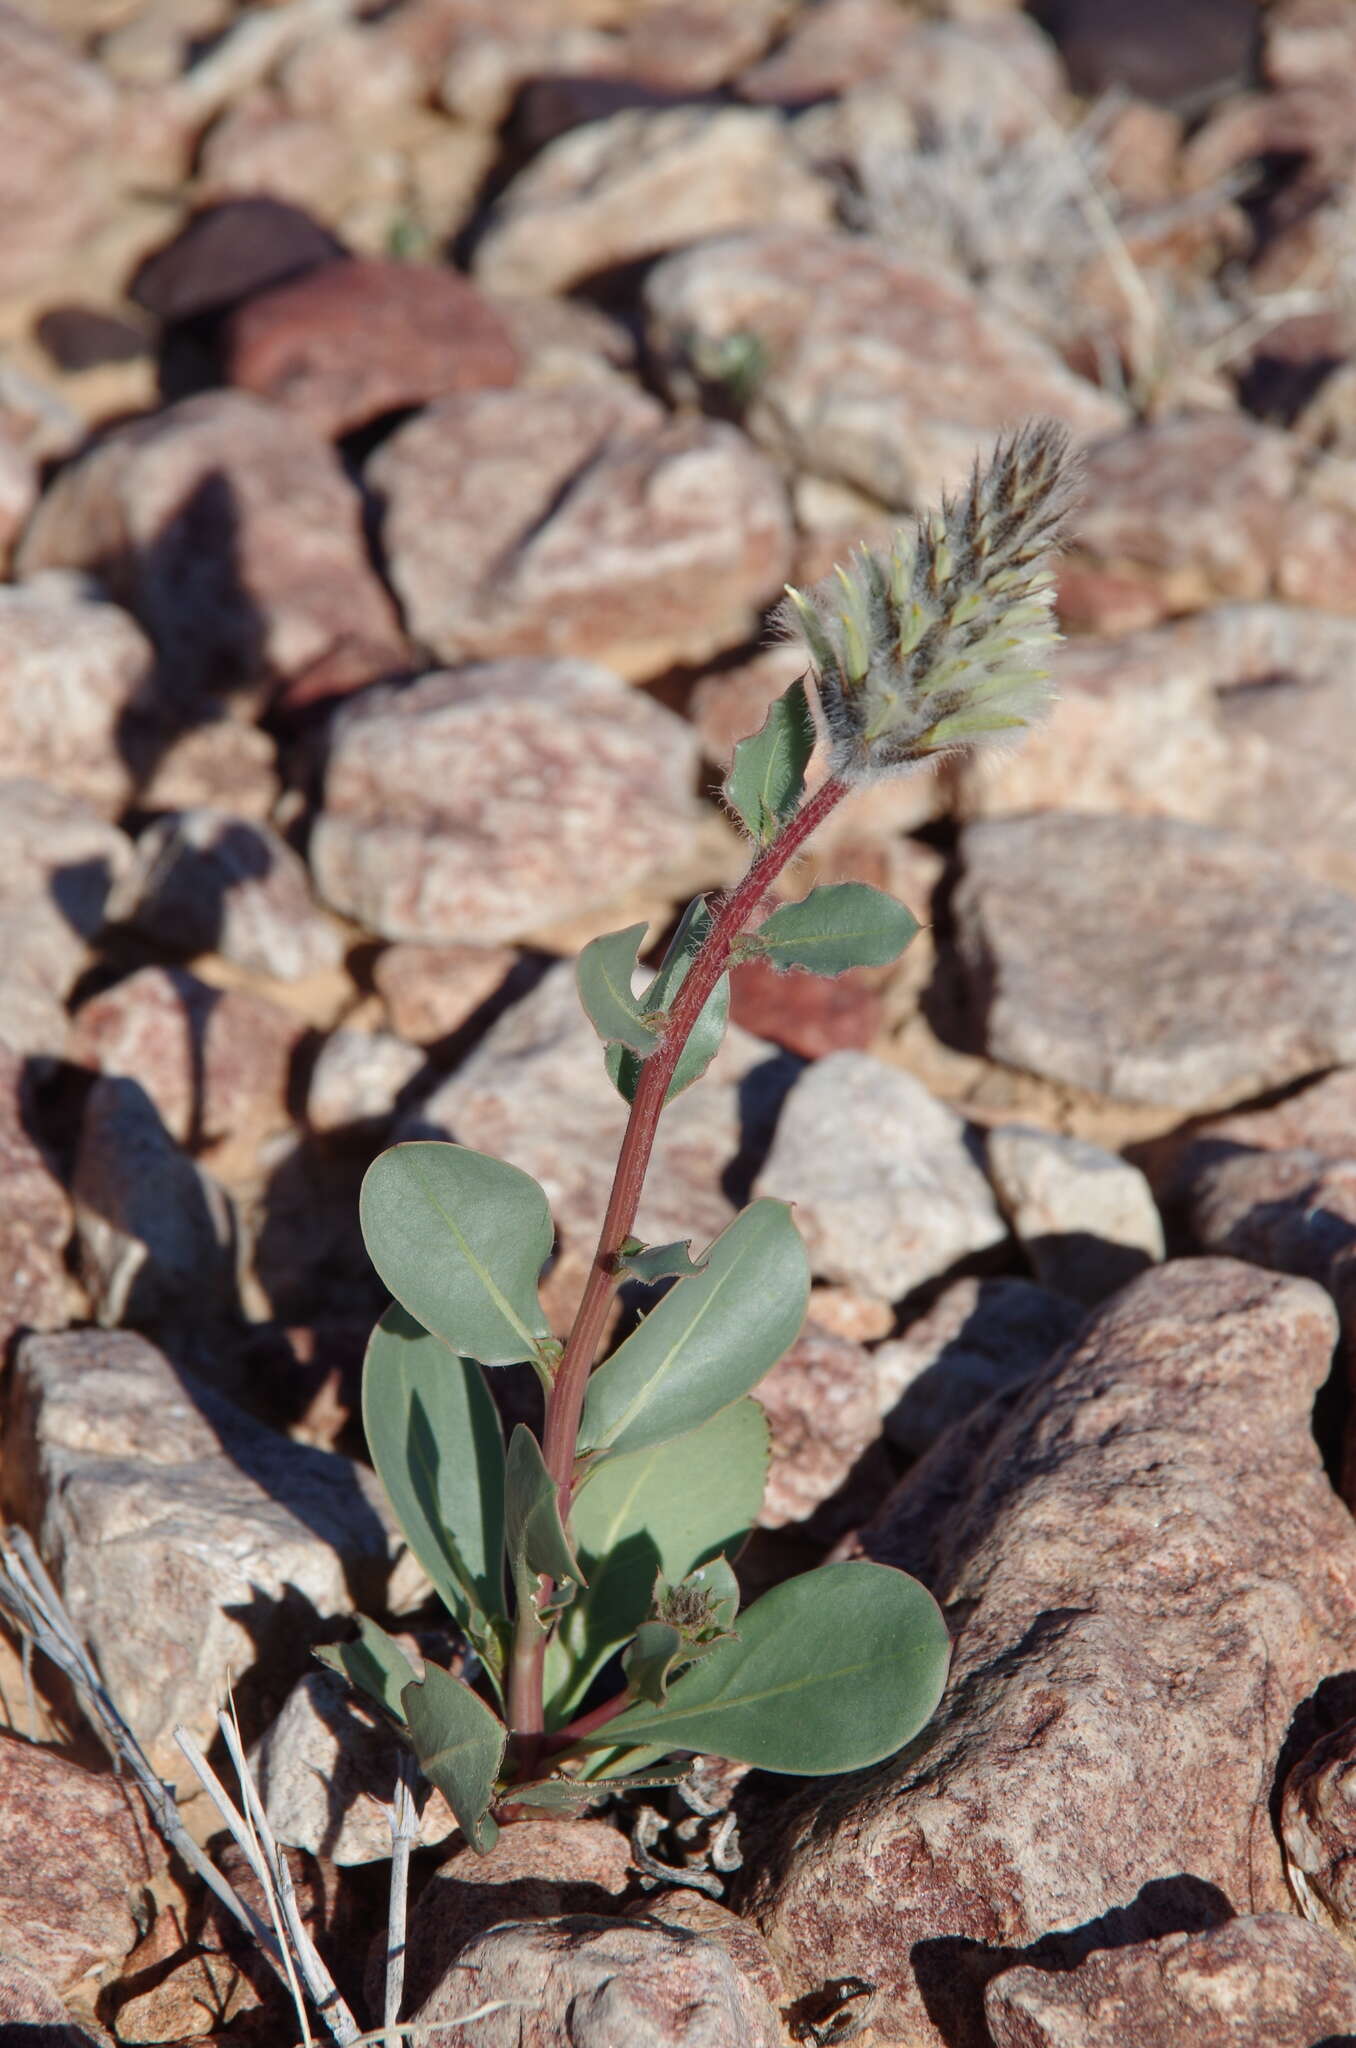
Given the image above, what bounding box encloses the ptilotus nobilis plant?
[328,420,1080,1851]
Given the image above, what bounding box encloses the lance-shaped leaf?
[576,923,659,1054]
[360,1143,554,1366]
[546,1399,767,1719]
[744,883,919,978]
[572,1560,951,1776]
[511,1764,692,1811]
[606,898,729,1108]
[617,1237,708,1284]
[402,1663,505,1853]
[505,1425,585,1630]
[724,677,816,845]
[579,1201,808,1458]
[362,1305,507,1675]
[315,1615,420,1727]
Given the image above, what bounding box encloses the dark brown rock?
[745,1261,1356,2047]
[729,953,882,1059]
[129,198,345,322]
[1036,0,1259,110]
[224,257,520,438]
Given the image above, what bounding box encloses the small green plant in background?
[324,421,1078,1850]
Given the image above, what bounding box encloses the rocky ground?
[3,0,1356,2041]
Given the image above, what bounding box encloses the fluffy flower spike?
[779,420,1079,782]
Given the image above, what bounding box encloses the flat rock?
[951,813,1356,1108]
[0,6,116,296]
[373,940,519,1046]
[106,809,345,980]
[0,1956,111,2043]
[306,1026,425,1134]
[224,256,521,438]
[0,780,131,1062]
[753,1322,884,1533]
[754,1052,1006,1303]
[875,1275,1086,1458]
[986,1124,1165,1305]
[1040,0,1258,108]
[0,1735,158,1993]
[645,228,1127,509]
[129,197,345,322]
[0,579,156,813]
[17,391,404,700]
[473,103,833,296]
[986,1914,1356,2047]
[310,661,702,944]
[0,1044,73,1352]
[369,382,791,680]
[3,1327,391,1771]
[746,1261,1356,2045]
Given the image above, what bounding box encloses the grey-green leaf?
[605,898,729,1107]
[576,923,659,1054]
[401,1663,506,1852]
[578,1201,808,1457]
[360,1143,554,1366]
[362,1304,506,1672]
[623,1621,686,1704]
[314,1616,419,1727]
[746,883,920,978]
[505,1425,585,1631]
[573,1561,951,1775]
[617,1237,708,1284]
[724,678,816,845]
[546,1398,768,1719]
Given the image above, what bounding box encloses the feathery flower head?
[779,419,1079,783]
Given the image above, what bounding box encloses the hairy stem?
[505,774,849,1742]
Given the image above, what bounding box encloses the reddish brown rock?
[729,953,882,1059]
[224,256,520,438]
[0,1045,73,1352]
[369,379,791,681]
[0,6,116,295]
[17,392,403,700]
[746,1261,1356,2047]
[754,1322,885,1535]
[373,941,519,1046]
[986,1915,1356,2047]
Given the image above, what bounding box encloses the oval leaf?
[724,677,816,845]
[578,1201,808,1458]
[546,1398,768,1718]
[360,1142,553,1366]
[362,1303,507,1669]
[505,1424,584,1631]
[746,883,920,978]
[605,897,729,1107]
[573,1561,951,1775]
[576,923,658,1054]
[402,1663,505,1853]
[315,1616,419,1727]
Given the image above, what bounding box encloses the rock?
[373,941,519,1046]
[369,382,791,680]
[129,198,345,322]
[195,88,378,236]
[1180,1146,1356,1289]
[397,1820,633,2015]
[746,1262,1356,2045]
[1071,414,1299,610]
[1180,1065,1356,1162]
[0,579,156,813]
[985,1914,1356,2046]
[130,714,280,823]
[408,1914,782,2047]
[1279,452,1356,615]
[473,104,832,296]
[252,1668,454,1865]
[1038,0,1259,109]
[223,255,520,437]
[0,780,131,1062]
[310,661,701,945]
[0,1735,158,1992]
[0,1045,74,1351]
[729,955,883,1059]
[754,1322,885,1534]
[0,1956,111,2043]
[950,813,1356,1109]
[986,1124,1165,1304]
[307,1027,425,1134]
[3,1327,391,1770]
[874,1275,1085,1457]
[69,965,302,1188]
[627,1890,784,2019]
[0,429,37,574]
[736,0,919,100]
[0,6,116,296]
[17,392,404,700]
[754,1052,1006,1302]
[1281,1713,1356,1950]
[645,228,1127,510]
[806,1283,894,1345]
[106,809,345,981]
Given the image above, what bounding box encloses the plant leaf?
[576,923,659,1054]
[605,898,729,1107]
[511,1765,692,1810]
[622,1621,686,1704]
[744,883,920,977]
[362,1304,507,1675]
[314,1616,419,1727]
[724,678,816,845]
[360,1142,553,1367]
[401,1663,506,1852]
[546,1399,768,1719]
[571,1561,951,1776]
[617,1237,708,1284]
[579,1201,808,1457]
[505,1425,585,1631]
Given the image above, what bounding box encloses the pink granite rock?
[0,6,116,295]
